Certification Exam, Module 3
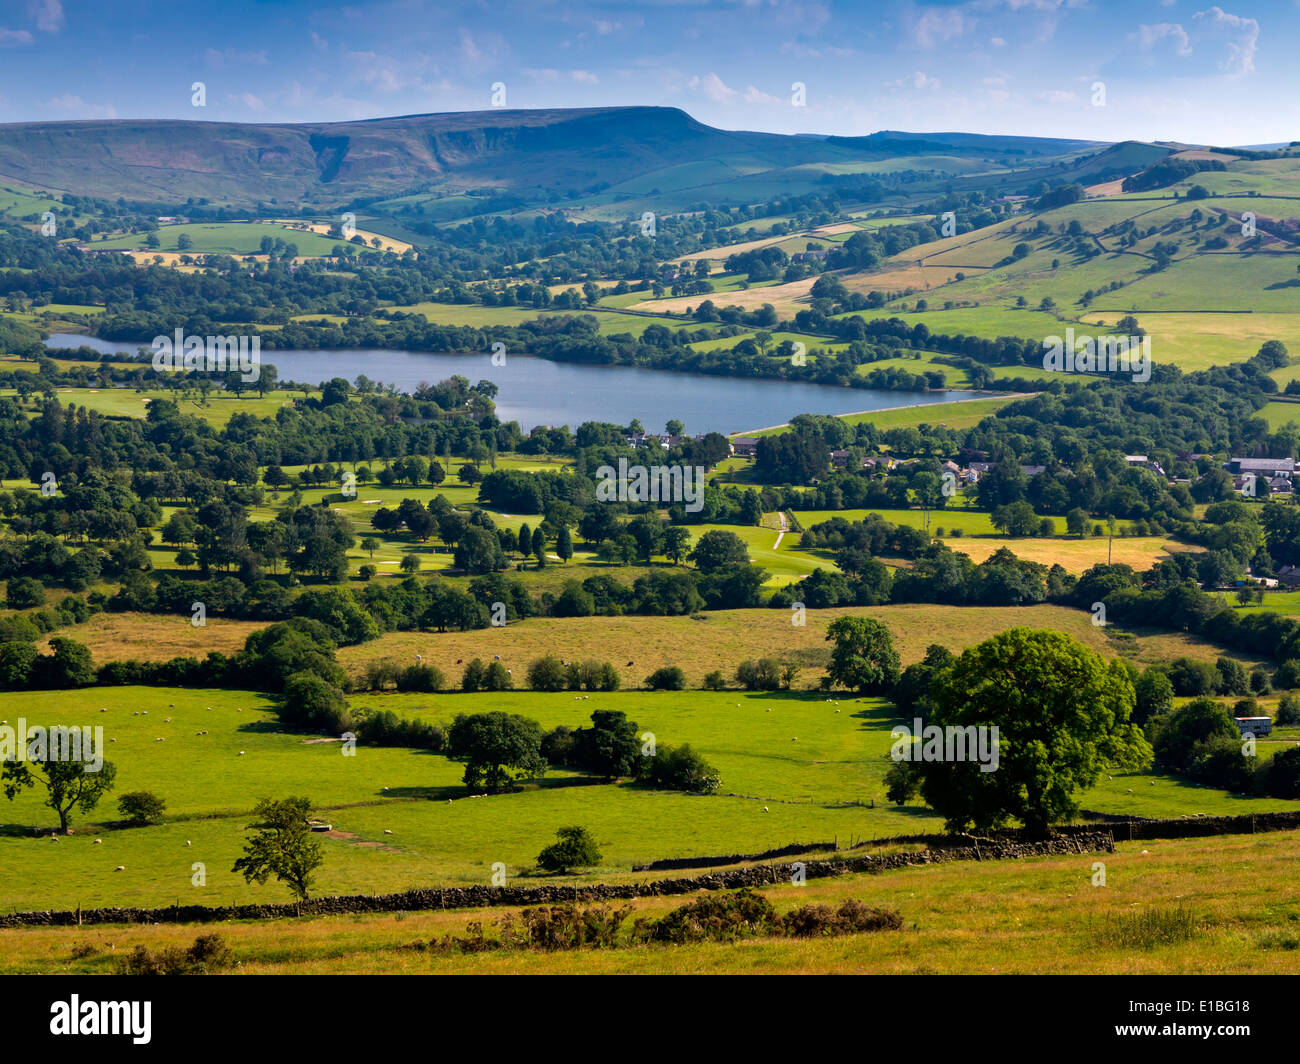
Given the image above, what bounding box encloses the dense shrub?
[645,665,687,691]
[117,933,235,975]
[536,825,602,873]
[395,663,445,693]
[117,791,167,826]
[646,743,719,793]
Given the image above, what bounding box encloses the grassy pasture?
[93,222,343,257]
[0,681,1292,916]
[10,829,1299,974]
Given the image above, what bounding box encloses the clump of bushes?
[461,658,512,691]
[117,791,166,827]
[645,665,686,690]
[406,890,902,953]
[117,933,235,975]
[528,655,619,692]
[536,825,602,874]
[646,744,720,794]
[356,708,446,751]
[735,657,797,691]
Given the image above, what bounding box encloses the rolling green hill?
[0,107,1107,214]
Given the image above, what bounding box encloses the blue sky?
[0,0,1295,143]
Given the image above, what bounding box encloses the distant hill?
[0,107,1120,212]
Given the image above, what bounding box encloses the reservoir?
[45,333,980,435]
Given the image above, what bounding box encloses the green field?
[2,682,1293,914]
[94,222,344,256]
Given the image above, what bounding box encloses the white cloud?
[29,0,62,33]
[0,28,34,45]
[1193,6,1259,76]
[888,71,942,91]
[912,8,971,48]
[1138,22,1192,55]
[743,85,783,104]
[689,72,738,103]
[1040,89,1079,103]
[231,92,266,111]
[43,94,116,119]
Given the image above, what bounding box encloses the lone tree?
[918,627,1151,834]
[232,796,324,902]
[2,741,116,833]
[824,616,901,694]
[537,825,602,873]
[447,711,546,793]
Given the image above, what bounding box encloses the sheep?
[1126,788,1134,794]
[50,835,58,842]
[109,738,117,743]
[99,708,107,713]
[93,839,102,845]
[456,659,463,665]
[186,841,191,846]
[1150,781,1155,786]
[155,737,164,742]
[383,829,393,835]
[791,737,798,742]
[238,751,245,756]
[494,655,501,661]
[115,865,125,871]
[626,660,634,667]
[763,807,769,813]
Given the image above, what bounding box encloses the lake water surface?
[46,333,977,435]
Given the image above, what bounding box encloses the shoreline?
[732,391,1024,437]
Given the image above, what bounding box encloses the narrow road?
[772,510,789,550]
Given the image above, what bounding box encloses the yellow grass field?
[9,829,1299,974]
[38,612,264,662]
[335,602,1253,687]
[944,535,1203,573]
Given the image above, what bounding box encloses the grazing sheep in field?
[384,830,393,835]
[186,841,191,846]
[100,708,107,713]
[494,655,500,661]
[93,839,102,844]
[763,807,769,813]
[50,835,58,842]
[238,751,245,756]
[1150,781,1155,786]
[109,738,116,743]
[1126,788,1133,794]
[115,865,125,871]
